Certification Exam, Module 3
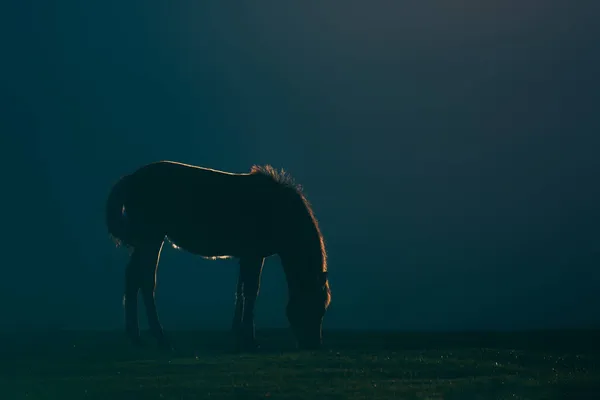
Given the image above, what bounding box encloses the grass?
[0,329,598,399]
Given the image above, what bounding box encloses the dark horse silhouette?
[105,161,331,351]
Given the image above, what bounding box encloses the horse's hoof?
[129,335,144,347]
[157,337,174,352]
[235,339,260,353]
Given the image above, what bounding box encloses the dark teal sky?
[3,1,599,332]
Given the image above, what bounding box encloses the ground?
[0,329,598,399]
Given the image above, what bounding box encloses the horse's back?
[134,160,245,186]
[129,160,246,197]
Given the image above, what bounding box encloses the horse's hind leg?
[232,256,264,351]
[124,251,143,345]
[124,240,168,348]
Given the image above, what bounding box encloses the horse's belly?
[166,233,237,257]
[165,226,276,259]
[159,192,276,258]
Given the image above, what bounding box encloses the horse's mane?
[250,164,329,282]
[250,165,303,193]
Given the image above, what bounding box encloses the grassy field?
[0,329,598,399]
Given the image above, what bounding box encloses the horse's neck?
[280,252,321,293]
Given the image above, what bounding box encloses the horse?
[105,160,331,351]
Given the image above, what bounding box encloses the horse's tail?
[106,175,131,248]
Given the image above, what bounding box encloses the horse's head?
[286,270,330,350]
[270,177,330,349]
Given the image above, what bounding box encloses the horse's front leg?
[232,272,244,343]
[232,256,264,351]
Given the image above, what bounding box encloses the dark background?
[2,1,599,332]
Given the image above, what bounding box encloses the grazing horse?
[105,161,331,351]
